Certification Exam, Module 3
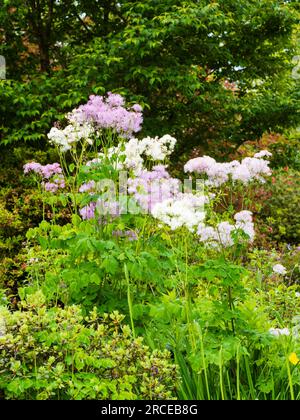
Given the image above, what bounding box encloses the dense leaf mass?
[1,1,299,154]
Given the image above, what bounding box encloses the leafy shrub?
[0,292,178,400]
[259,169,300,245]
[269,131,300,171]
[23,217,177,312]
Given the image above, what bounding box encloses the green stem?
[219,347,225,400]
[236,344,241,400]
[286,355,295,400]
[200,328,211,400]
[124,264,135,339]
[228,286,235,334]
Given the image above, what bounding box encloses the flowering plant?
[19,92,300,401]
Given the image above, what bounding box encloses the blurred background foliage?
[0,0,299,154]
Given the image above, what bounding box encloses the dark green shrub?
[259,169,300,245]
[269,131,300,171]
[0,292,178,400]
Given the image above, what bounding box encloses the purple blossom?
[79,180,96,193]
[43,175,65,193]
[79,198,121,221]
[24,162,65,194]
[96,199,120,217]
[184,154,272,186]
[73,94,143,138]
[128,166,180,212]
[79,202,97,220]
[41,163,62,179]
[23,162,44,176]
[184,156,216,174]
[44,182,59,193]
[106,92,125,107]
[24,162,62,179]
[234,210,253,224]
[112,230,138,241]
[132,104,143,113]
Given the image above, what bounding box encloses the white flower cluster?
[48,122,94,152]
[254,150,272,159]
[269,327,290,337]
[139,135,177,161]
[101,135,177,175]
[272,264,287,276]
[151,193,207,231]
[197,210,255,248]
[184,151,272,186]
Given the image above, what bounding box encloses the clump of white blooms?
[269,327,290,337]
[184,151,272,186]
[254,150,272,158]
[97,135,177,175]
[272,264,287,276]
[234,210,255,242]
[48,122,94,152]
[197,211,255,248]
[151,193,207,231]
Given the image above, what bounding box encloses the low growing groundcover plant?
[0,292,178,400]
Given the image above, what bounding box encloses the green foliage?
[1,0,299,154]
[23,217,177,311]
[260,169,300,244]
[0,292,178,400]
[270,130,300,171]
[1,2,300,399]
[262,284,300,322]
[144,273,300,400]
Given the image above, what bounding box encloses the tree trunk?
[39,38,50,73]
[25,0,53,74]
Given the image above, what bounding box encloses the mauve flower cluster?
[184,151,272,186]
[24,162,65,193]
[69,93,143,139]
[151,193,207,231]
[128,165,180,212]
[78,132,177,219]
[43,176,65,193]
[197,210,255,248]
[79,202,96,220]
[79,180,96,193]
[79,199,121,221]
[112,230,138,241]
[24,162,62,179]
